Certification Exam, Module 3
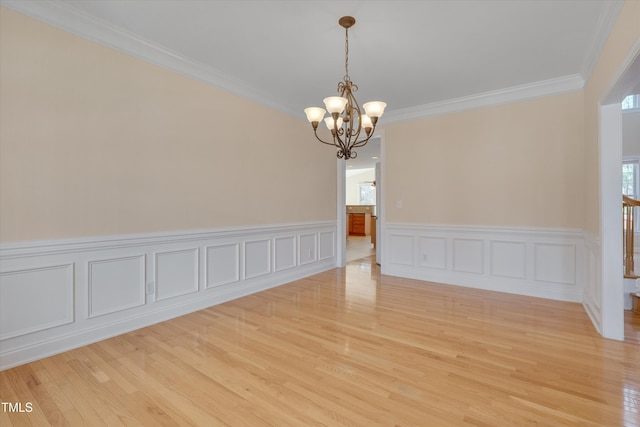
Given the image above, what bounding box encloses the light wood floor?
[346,235,375,262]
[1,257,639,426]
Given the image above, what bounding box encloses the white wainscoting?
[582,231,601,333]
[0,222,336,370]
[383,224,585,302]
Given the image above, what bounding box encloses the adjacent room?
[1,1,639,425]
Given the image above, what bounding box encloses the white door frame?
[337,158,347,267]
[336,130,385,268]
[599,38,640,340]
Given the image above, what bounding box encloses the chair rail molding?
[0,222,336,370]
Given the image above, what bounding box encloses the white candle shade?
[304,107,326,123]
[323,96,348,114]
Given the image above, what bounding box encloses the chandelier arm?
[334,133,348,152]
[352,136,372,148]
[351,124,377,148]
[313,129,339,147]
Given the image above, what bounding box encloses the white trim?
[582,231,601,334]
[382,75,584,124]
[377,130,386,266]
[599,103,624,340]
[601,37,640,105]
[382,223,586,303]
[579,0,625,82]
[0,221,335,258]
[0,0,299,118]
[0,0,621,124]
[0,264,75,340]
[337,159,347,267]
[596,38,640,341]
[0,222,336,370]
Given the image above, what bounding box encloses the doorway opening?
[343,137,381,263]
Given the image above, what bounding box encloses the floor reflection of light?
[623,385,639,422]
[345,264,377,308]
[343,339,350,355]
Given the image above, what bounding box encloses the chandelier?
[304,16,386,160]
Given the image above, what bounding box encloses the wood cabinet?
[349,213,371,236]
[371,216,376,248]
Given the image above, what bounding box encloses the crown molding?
[382,74,585,124]
[579,0,625,83]
[0,0,616,124]
[0,0,300,118]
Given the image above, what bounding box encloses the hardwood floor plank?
[1,257,638,426]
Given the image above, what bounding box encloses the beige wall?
[384,92,585,228]
[583,0,640,234]
[0,8,336,243]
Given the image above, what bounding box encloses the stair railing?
[623,195,640,277]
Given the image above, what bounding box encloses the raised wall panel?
[389,235,414,266]
[275,237,296,272]
[319,231,335,260]
[155,249,199,301]
[418,237,447,269]
[0,264,74,340]
[89,256,145,318]
[299,234,317,265]
[206,244,239,288]
[452,238,484,274]
[245,239,271,279]
[534,243,576,285]
[490,241,526,279]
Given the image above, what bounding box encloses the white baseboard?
[0,222,336,370]
[382,223,586,303]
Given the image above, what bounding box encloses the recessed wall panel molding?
[418,237,447,270]
[490,241,526,279]
[0,221,335,369]
[155,249,199,301]
[452,238,484,274]
[319,231,335,260]
[206,243,240,288]
[299,234,317,265]
[534,243,576,285]
[244,239,271,279]
[383,223,585,303]
[88,256,146,318]
[0,264,74,340]
[274,236,296,272]
[388,234,414,266]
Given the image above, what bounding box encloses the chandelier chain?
[344,27,350,82]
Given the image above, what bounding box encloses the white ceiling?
[1,0,624,167]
